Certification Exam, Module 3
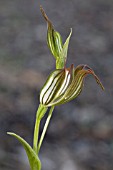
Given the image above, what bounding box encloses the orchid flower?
[40,64,104,107]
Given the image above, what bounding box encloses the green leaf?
[62,28,72,61]
[7,132,41,170]
[56,29,72,69]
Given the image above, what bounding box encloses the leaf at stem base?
[7,132,41,170]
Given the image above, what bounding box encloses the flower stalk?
[37,106,54,153]
[33,104,48,154]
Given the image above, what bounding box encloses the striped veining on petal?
[47,69,71,106]
[65,70,88,101]
[45,71,65,104]
[40,69,65,105]
[40,70,62,104]
[47,65,74,106]
[55,70,70,97]
[65,66,104,102]
[59,70,87,104]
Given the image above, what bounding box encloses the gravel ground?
[0,0,113,170]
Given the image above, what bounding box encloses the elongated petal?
[63,65,104,103]
[85,65,104,90]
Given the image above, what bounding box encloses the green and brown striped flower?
[40,64,104,107]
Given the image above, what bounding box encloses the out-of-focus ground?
[0,0,113,170]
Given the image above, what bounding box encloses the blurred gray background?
[0,0,113,170]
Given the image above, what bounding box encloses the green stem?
[37,106,54,153]
[33,104,48,154]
